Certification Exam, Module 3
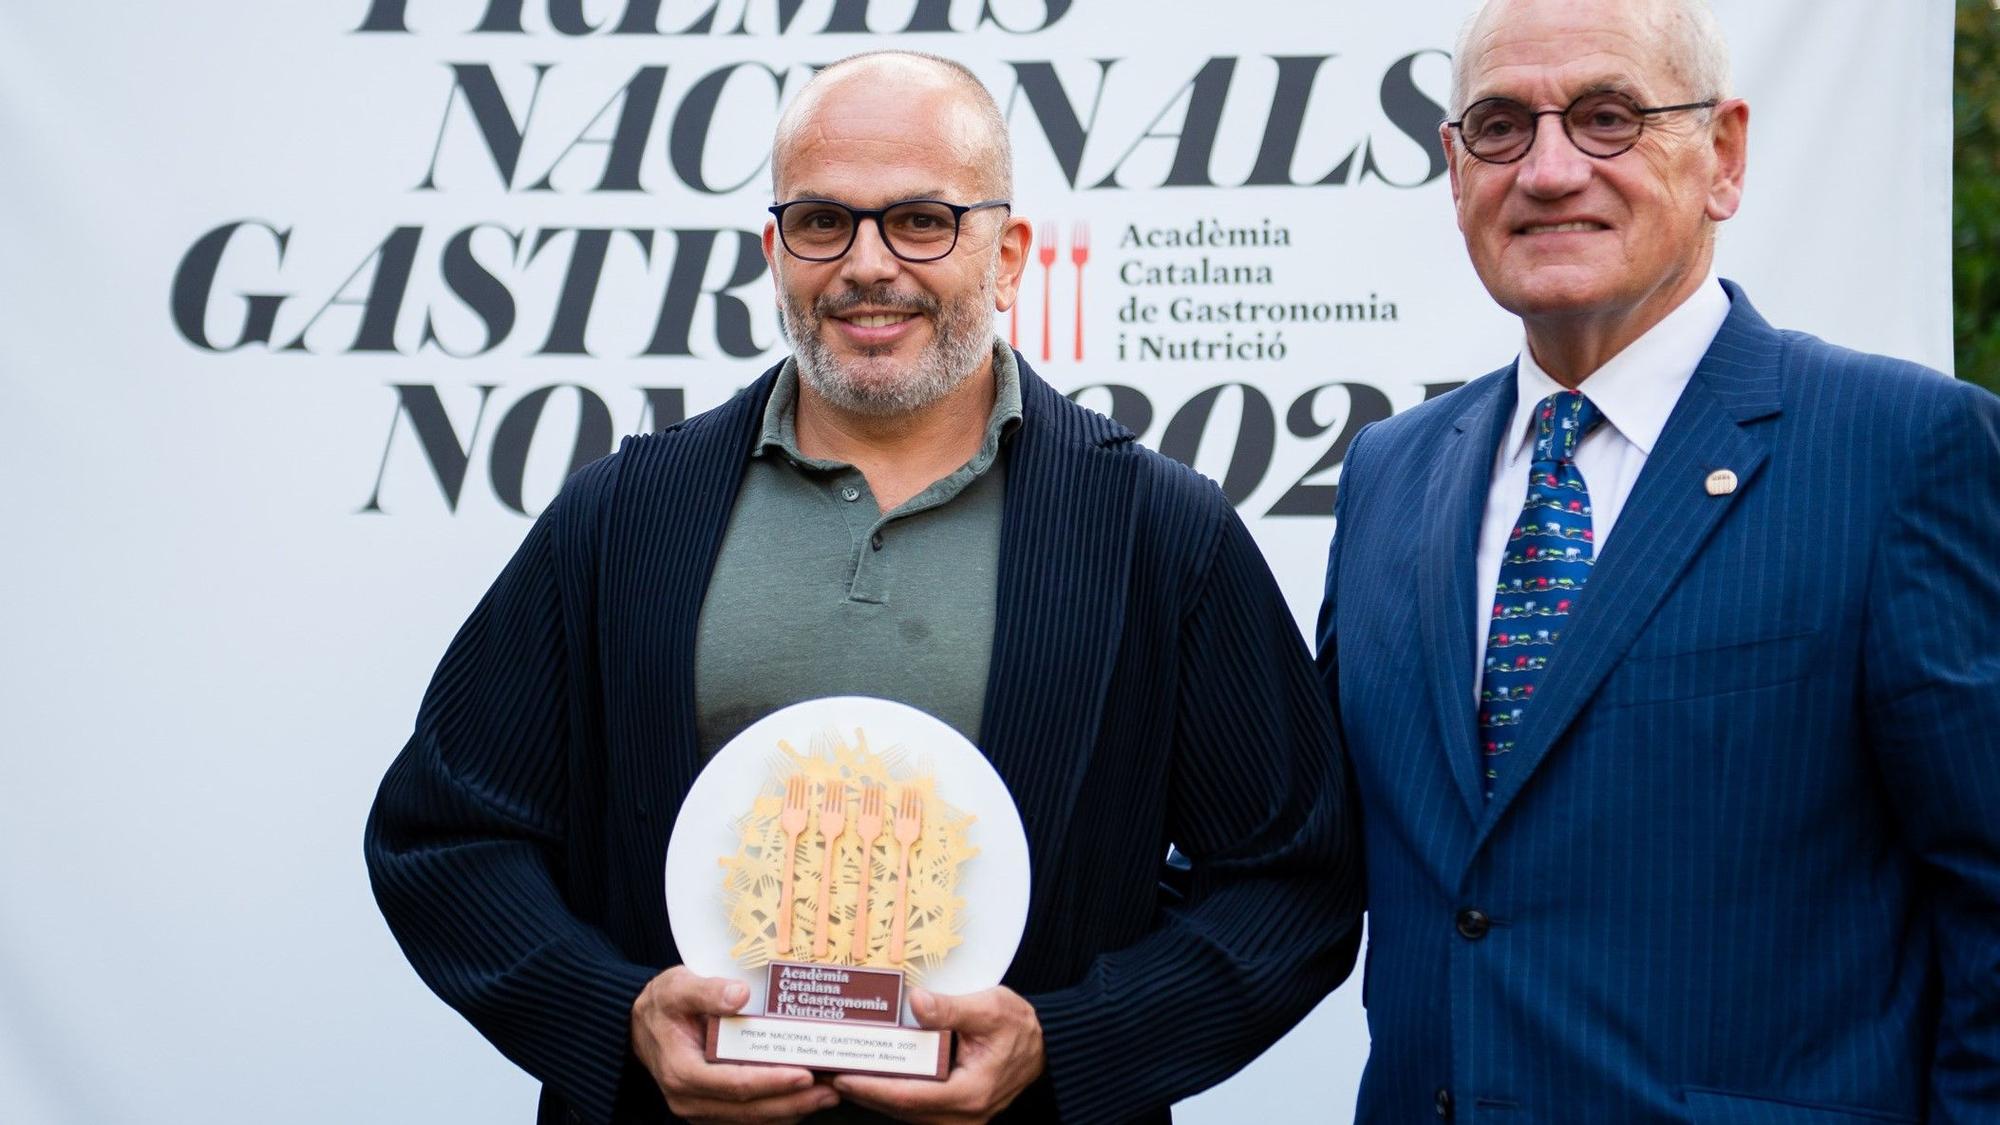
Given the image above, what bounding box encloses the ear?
[1441,122,1468,231]
[1704,98,1749,222]
[992,214,1033,312]
[761,219,781,286]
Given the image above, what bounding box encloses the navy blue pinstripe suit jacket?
[366,356,1362,1124]
[1317,283,2000,1123]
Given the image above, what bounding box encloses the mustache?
[815,286,938,318]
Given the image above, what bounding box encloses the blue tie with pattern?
[1480,391,1604,797]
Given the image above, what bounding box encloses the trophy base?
[704,1014,951,1079]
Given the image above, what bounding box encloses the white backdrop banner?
[0,2,1952,1122]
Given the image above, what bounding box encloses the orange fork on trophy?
[888,790,924,964]
[776,773,809,956]
[811,782,847,959]
[850,784,885,960]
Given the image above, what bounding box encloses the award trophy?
[663,697,1030,1080]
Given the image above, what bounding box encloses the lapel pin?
[1704,469,1738,496]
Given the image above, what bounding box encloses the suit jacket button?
[1455,908,1491,940]
[1435,1087,1454,1118]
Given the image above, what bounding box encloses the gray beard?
[781,259,999,417]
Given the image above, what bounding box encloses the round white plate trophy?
[664,696,1030,1079]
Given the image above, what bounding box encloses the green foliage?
[1956,0,2000,391]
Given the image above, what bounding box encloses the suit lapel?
[1474,286,1785,842]
[978,358,1139,935]
[1420,370,1518,822]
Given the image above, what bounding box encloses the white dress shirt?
[1471,275,1731,696]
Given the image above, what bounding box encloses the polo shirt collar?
[754,339,1023,470]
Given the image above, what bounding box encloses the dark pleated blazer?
[365,355,1363,1125]
[1318,282,2000,1123]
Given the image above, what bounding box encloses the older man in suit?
[1318,0,2000,1120]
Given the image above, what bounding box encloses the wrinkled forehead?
[1462,0,1681,105]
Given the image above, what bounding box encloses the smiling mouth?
[838,312,918,328]
[1519,221,1609,235]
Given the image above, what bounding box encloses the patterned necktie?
[1480,391,1604,797]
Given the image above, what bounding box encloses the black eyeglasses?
[768,197,1011,263]
[1448,91,1719,164]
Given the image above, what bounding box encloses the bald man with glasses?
[367,49,1362,1125]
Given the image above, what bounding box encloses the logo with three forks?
[1010,220,1090,363]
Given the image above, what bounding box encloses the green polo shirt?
[693,342,1023,760]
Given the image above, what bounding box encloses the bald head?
[771,51,1013,201]
[1450,0,1731,115]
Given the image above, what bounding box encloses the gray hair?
[771,50,1014,199]
[1449,0,1733,116]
